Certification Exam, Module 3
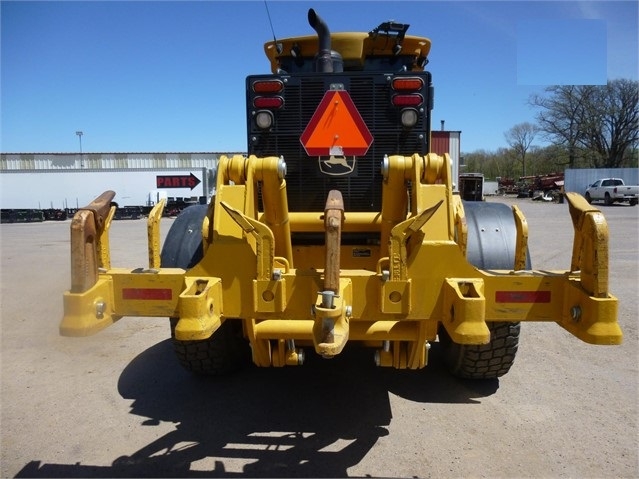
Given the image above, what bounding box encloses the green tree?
[504,122,538,176]
[530,80,639,168]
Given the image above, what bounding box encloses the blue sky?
[1,1,637,154]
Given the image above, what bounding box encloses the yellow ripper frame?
[60,153,622,370]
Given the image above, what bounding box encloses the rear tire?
[439,322,520,379]
[161,203,251,375]
[440,201,523,379]
[604,192,613,206]
[160,204,207,269]
[170,318,251,376]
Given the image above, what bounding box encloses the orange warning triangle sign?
[300,90,373,156]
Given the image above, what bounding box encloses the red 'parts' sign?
[300,90,373,156]
[156,173,201,190]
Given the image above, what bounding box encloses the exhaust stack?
[308,8,334,73]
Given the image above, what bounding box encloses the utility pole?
[75,131,84,168]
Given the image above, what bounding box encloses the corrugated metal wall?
[431,131,461,190]
[565,168,639,194]
[430,131,450,156]
[0,152,241,171]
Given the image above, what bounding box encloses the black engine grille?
[247,72,431,212]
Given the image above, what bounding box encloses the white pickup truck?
[585,178,639,206]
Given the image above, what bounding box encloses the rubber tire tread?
[171,319,251,376]
[160,204,207,269]
[441,322,520,379]
[161,203,250,376]
[441,201,523,379]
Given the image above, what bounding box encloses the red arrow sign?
[156,173,201,190]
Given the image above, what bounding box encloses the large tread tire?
[170,319,251,376]
[161,203,251,376]
[440,201,524,379]
[440,322,520,379]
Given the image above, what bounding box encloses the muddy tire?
[161,203,251,375]
[439,201,524,379]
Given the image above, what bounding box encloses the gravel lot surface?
[1,196,637,478]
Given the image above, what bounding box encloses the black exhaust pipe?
[308,8,333,73]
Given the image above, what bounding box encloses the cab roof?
[264,32,432,73]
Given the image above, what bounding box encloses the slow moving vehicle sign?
[300,89,373,157]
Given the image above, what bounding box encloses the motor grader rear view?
[60,9,622,379]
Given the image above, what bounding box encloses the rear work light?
[252,80,284,93]
[392,77,424,91]
[253,96,284,109]
[391,94,423,107]
[255,111,274,129]
[400,108,419,128]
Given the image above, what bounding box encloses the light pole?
[76,131,84,168]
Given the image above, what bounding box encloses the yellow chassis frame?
[61,153,622,369]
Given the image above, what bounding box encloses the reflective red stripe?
[122,288,172,300]
[495,291,551,303]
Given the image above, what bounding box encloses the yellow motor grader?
[60,9,622,378]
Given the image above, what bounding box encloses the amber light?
[391,94,423,107]
[392,77,424,91]
[254,96,284,108]
[252,80,284,93]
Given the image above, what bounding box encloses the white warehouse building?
[0,152,238,210]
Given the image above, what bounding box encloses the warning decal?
[300,90,373,157]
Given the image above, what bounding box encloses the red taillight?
[252,80,283,93]
[253,96,284,109]
[391,94,423,107]
[392,77,424,91]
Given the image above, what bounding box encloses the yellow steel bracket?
[440,279,490,345]
[64,189,117,335]
[565,192,609,297]
[512,204,529,271]
[313,279,353,358]
[97,205,116,271]
[147,198,166,270]
[220,201,275,280]
[380,200,443,314]
[69,190,116,293]
[219,201,287,313]
[174,277,224,341]
[452,196,468,257]
[61,276,120,336]
[251,155,294,267]
[559,279,622,345]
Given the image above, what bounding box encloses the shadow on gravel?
[17,340,498,478]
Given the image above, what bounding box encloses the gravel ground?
[1,195,637,478]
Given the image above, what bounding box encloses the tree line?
[461,79,639,180]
